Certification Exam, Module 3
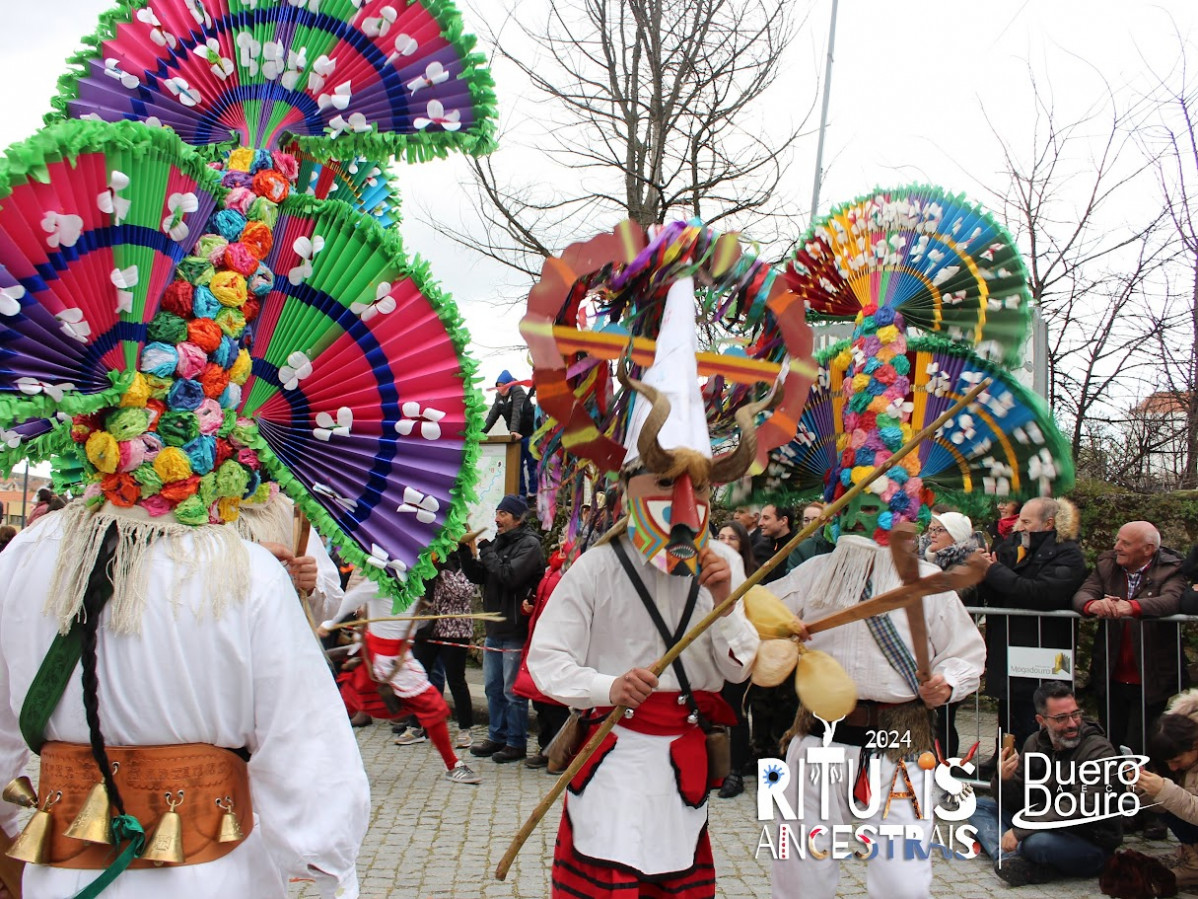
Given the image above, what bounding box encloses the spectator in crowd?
[25,487,64,526]
[987,499,1022,547]
[970,682,1123,886]
[460,494,546,763]
[733,504,771,562]
[924,511,988,758]
[715,521,758,798]
[1181,544,1198,615]
[516,542,573,771]
[1138,689,1198,888]
[756,503,794,583]
[410,553,478,750]
[786,501,836,572]
[1073,521,1187,756]
[0,526,15,552]
[978,498,1088,752]
[483,370,538,500]
[578,487,621,555]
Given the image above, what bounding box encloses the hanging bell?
[215,796,243,843]
[142,791,185,866]
[64,780,114,845]
[6,791,60,864]
[2,776,38,809]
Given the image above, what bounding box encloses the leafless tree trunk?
[433,0,812,284]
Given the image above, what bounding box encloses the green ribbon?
[72,815,145,899]
[18,629,83,754]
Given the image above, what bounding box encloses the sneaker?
[524,753,550,769]
[993,856,1054,887]
[471,739,504,758]
[444,761,482,785]
[492,745,528,763]
[391,723,409,737]
[454,728,474,749]
[718,772,744,799]
[393,727,426,746]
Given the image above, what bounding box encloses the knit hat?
[933,512,972,545]
[497,494,528,518]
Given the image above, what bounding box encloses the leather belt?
[38,741,253,869]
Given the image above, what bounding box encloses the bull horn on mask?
[616,358,678,477]
[708,389,777,484]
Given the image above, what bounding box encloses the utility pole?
[809,0,839,224]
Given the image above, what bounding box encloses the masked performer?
[524,220,817,898]
[0,0,497,893]
[762,186,1076,899]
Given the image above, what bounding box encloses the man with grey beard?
[969,682,1125,886]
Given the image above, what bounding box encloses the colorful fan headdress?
[0,0,496,616]
[521,219,817,572]
[765,185,1073,545]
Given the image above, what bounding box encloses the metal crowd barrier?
[953,605,1198,784]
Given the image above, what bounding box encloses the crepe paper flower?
[313,481,357,512]
[158,411,200,447]
[102,472,142,507]
[363,5,398,37]
[261,40,286,81]
[279,351,313,390]
[0,284,26,316]
[103,58,139,90]
[396,402,446,440]
[287,235,325,285]
[41,212,84,249]
[407,61,449,94]
[313,407,353,441]
[162,192,199,241]
[414,100,461,131]
[351,282,398,321]
[86,430,121,474]
[200,38,235,79]
[391,33,419,58]
[139,494,174,517]
[109,265,139,314]
[97,171,132,225]
[219,382,242,410]
[364,543,408,580]
[161,475,201,504]
[307,55,337,93]
[327,113,372,137]
[949,414,977,445]
[163,76,202,108]
[925,363,950,397]
[134,7,176,49]
[56,308,91,342]
[252,170,290,203]
[0,428,21,450]
[279,48,308,90]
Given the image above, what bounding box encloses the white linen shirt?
[0,514,369,899]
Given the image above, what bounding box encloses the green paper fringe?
[44,0,498,165]
[251,192,485,612]
[794,183,1033,371]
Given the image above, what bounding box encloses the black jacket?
[1181,545,1198,615]
[978,529,1088,698]
[759,530,794,583]
[483,385,534,436]
[459,524,545,641]
[994,720,1124,851]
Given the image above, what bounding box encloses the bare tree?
[1143,41,1198,488]
[979,69,1171,458]
[434,0,813,283]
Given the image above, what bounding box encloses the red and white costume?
[528,537,757,895]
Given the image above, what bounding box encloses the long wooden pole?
[494,378,991,879]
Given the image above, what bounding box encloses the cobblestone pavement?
[287,698,1176,899]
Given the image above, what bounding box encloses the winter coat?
[979,529,1088,698]
[459,523,546,641]
[994,720,1124,851]
[1181,546,1198,615]
[1073,547,1188,705]
[1152,689,1198,825]
[483,385,534,436]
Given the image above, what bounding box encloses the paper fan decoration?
[762,337,1074,501]
[49,0,496,161]
[522,219,816,478]
[296,153,400,226]
[769,185,1067,545]
[239,192,481,593]
[788,185,1031,368]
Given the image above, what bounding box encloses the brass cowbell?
[6,790,61,864]
[1,776,37,809]
[215,796,243,843]
[143,791,185,866]
[65,764,119,846]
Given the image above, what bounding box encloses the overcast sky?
[0,0,1194,389]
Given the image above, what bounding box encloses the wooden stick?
[292,508,320,634]
[494,378,991,880]
[324,612,504,631]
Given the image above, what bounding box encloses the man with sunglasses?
[970,682,1125,886]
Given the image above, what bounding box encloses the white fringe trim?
[46,502,250,636]
[804,535,905,614]
[234,492,295,547]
